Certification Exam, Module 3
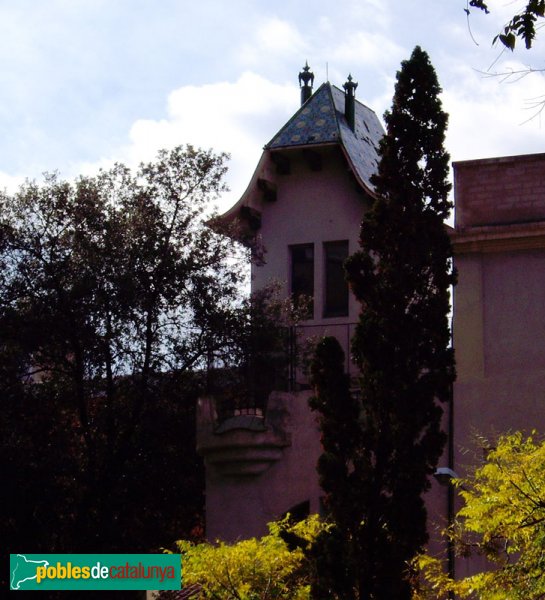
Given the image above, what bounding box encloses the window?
[324,241,349,317]
[290,244,314,318]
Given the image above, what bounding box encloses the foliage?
[168,515,326,599]
[308,336,364,599]
[415,432,545,600]
[467,0,545,49]
[0,145,248,555]
[339,46,455,599]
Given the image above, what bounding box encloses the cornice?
[450,221,545,254]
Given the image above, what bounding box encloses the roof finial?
[343,74,358,131]
[298,62,314,105]
[343,73,358,96]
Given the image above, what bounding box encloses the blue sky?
[1,0,544,209]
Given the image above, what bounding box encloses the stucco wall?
[251,146,370,379]
[453,250,545,460]
[198,390,323,542]
[452,152,545,579]
[453,152,545,457]
[253,148,367,317]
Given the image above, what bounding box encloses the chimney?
[343,74,358,131]
[298,62,314,105]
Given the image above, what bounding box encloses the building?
[451,152,545,577]
[197,65,384,541]
[196,65,545,567]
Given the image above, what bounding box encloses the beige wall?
[197,145,372,541]
[453,154,545,464]
[197,390,323,542]
[453,250,545,464]
[252,147,367,315]
[452,153,545,578]
[200,149,545,564]
[251,146,370,380]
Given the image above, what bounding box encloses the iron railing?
[211,322,357,424]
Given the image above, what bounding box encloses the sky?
[1,0,544,211]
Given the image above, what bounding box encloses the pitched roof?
[266,82,384,193]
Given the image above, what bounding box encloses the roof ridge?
[325,82,342,144]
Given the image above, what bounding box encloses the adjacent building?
[451,153,545,576]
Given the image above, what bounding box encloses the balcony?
[196,392,291,477]
[197,322,355,477]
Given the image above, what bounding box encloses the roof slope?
[266,82,384,193]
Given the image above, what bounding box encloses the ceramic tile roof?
[266,82,384,192]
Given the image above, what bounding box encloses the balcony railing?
[209,322,357,424]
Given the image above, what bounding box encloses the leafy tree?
[415,431,545,600]
[467,0,545,49]
[0,145,248,557]
[340,46,455,599]
[463,1,545,119]
[308,336,364,599]
[165,515,325,599]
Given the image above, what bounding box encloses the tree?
[0,145,248,557]
[340,45,455,599]
[165,515,325,599]
[415,431,545,600]
[308,336,365,599]
[464,1,545,119]
[467,1,545,49]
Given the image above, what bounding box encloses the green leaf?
[499,33,516,49]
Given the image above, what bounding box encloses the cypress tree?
[308,336,362,599]
[342,46,456,599]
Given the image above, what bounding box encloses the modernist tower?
[197,65,384,540]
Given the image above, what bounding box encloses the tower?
[197,66,384,540]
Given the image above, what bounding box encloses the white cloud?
[344,0,390,29]
[237,17,307,68]
[329,31,405,69]
[0,171,25,194]
[3,0,543,213]
[89,72,299,212]
[443,61,545,162]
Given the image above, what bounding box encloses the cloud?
[96,72,299,211]
[237,17,308,69]
[329,31,405,70]
[344,0,391,30]
[443,61,545,162]
[0,171,26,194]
[4,0,542,216]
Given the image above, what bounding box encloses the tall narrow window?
[290,244,314,318]
[324,240,349,318]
